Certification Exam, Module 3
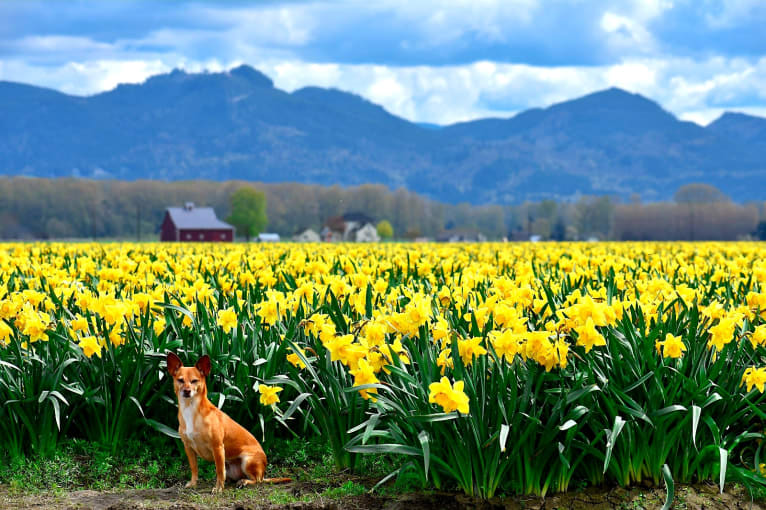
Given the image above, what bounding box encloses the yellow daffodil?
[286,347,307,369]
[0,320,12,346]
[457,336,487,366]
[656,333,686,359]
[708,316,737,351]
[217,307,238,334]
[428,377,470,414]
[350,359,379,401]
[574,317,606,353]
[742,367,766,393]
[79,335,102,358]
[259,384,283,406]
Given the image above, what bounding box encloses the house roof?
[436,229,482,242]
[342,212,375,225]
[166,206,233,230]
[323,215,347,232]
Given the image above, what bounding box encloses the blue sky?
[1,0,765,125]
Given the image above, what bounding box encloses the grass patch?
[0,436,204,492]
[0,435,401,495]
[267,490,315,505]
[321,481,367,499]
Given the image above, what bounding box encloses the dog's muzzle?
[182,390,192,398]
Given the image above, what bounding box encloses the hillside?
[1,66,765,203]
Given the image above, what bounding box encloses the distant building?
[321,216,346,242]
[256,233,281,242]
[322,212,380,242]
[160,202,234,242]
[436,229,486,242]
[354,223,380,242]
[293,228,321,242]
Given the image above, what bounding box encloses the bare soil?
[0,480,762,510]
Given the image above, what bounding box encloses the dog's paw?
[184,481,198,489]
[236,479,250,489]
[211,485,224,494]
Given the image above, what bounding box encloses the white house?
[354,223,380,242]
[256,233,280,242]
[322,212,380,242]
[293,228,321,242]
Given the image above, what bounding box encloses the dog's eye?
[177,378,184,383]
[191,379,199,384]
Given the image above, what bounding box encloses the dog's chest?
[181,405,197,437]
[179,404,215,460]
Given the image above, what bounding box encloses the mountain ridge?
[1,65,765,203]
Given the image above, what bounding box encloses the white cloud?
[601,11,656,52]
[12,35,114,54]
[256,56,766,125]
[680,106,766,126]
[393,0,541,46]
[604,60,661,93]
[1,1,765,125]
[0,59,169,95]
[368,75,415,118]
[185,4,317,47]
[3,54,765,125]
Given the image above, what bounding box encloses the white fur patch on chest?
[181,401,198,437]
[179,400,214,461]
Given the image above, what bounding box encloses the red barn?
[160,202,234,242]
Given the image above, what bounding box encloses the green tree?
[226,186,267,241]
[376,220,394,240]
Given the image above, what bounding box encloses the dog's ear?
[167,352,183,377]
[195,355,211,378]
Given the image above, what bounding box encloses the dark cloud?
[0,0,220,42]
[649,1,766,59]
[289,3,616,67]
[1,0,765,124]
[0,0,762,67]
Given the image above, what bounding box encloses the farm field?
[2,241,766,507]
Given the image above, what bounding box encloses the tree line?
[0,177,763,241]
[512,184,764,241]
[0,177,503,240]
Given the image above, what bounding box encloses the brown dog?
[166,352,290,492]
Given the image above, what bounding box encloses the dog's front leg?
[212,444,226,493]
[183,442,198,488]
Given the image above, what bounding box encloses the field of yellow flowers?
[2,242,766,499]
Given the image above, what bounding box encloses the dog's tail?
[262,477,292,484]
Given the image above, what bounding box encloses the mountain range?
[1,64,765,204]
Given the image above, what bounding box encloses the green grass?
[267,491,315,504]
[321,480,367,499]
[0,436,205,493]
[0,435,402,495]
[269,436,334,469]
[2,435,765,510]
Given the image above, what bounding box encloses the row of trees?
[0,178,506,240]
[0,178,762,241]
[511,184,764,241]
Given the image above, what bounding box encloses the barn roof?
[166,205,234,230]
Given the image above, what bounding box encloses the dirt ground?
[0,480,763,510]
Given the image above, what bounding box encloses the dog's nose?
[183,390,191,398]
